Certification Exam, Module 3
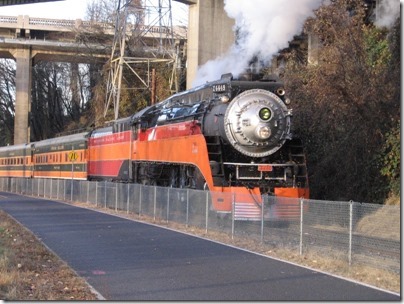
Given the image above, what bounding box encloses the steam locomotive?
[0,73,309,220]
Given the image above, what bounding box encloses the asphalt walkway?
[0,192,400,300]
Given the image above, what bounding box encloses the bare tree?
[284,0,400,203]
[0,59,15,145]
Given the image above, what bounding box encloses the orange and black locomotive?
[0,73,309,220]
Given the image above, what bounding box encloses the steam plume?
[193,0,324,87]
[374,0,400,28]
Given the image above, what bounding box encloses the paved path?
[0,192,400,301]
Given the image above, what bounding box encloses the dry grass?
[356,205,400,240]
[0,210,100,300]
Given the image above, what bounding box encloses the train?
[0,73,309,221]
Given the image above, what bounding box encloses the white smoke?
[192,0,324,87]
[374,0,400,28]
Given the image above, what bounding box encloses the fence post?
[231,193,235,240]
[95,181,98,207]
[71,179,74,202]
[349,200,353,266]
[205,191,209,234]
[299,198,304,256]
[153,186,157,221]
[186,189,189,228]
[87,181,89,204]
[104,180,107,208]
[115,183,118,212]
[261,195,265,244]
[139,185,142,216]
[167,188,170,223]
[127,183,130,214]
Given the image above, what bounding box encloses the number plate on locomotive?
[212,84,227,93]
[258,165,273,172]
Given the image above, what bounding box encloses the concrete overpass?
[174,0,235,88]
[0,15,111,145]
[0,14,186,144]
[1,0,232,144]
[0,0,62,5]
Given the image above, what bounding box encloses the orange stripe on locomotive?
[87,130,132,180]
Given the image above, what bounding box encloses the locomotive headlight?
[259,107,272,121]
[257,126,271,139]
[220,95,230,103]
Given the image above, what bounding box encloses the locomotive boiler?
[123,73,309,218]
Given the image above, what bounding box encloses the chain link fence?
[0,177,399,274]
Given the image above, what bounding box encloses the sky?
[0,0,188,24]
[0,0,92,19]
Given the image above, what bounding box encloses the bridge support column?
[12,47,32,144]
[186,0,234,88]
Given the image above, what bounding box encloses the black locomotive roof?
[126,73,285,126]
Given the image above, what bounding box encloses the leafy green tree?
[379,122,400,197]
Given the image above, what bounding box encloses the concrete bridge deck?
[0,13,187,145]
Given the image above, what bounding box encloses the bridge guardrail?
[0,15,181,37]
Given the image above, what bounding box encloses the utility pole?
[104,0,181,120]
[104,0,130,120]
